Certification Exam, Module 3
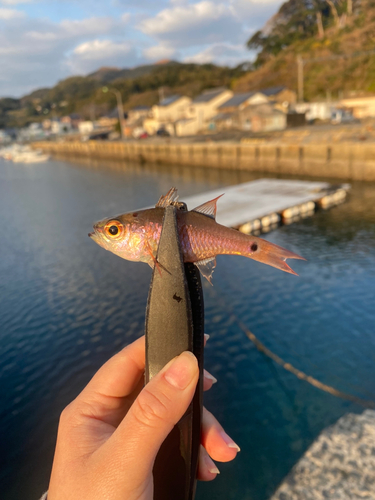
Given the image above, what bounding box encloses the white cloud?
[73,39,131,58]
[0,7,25,18]
[0,0,285,97]
[68,39,137,74]
[230,0,285,29]
[184,42,250,66]
[0,14,139,96]
[143,43,176,61]
[0,0,32,4]
[60,17,116,37]
[139,1,242,47]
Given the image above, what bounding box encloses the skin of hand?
[48,335,240,500]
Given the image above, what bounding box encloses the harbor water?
[0,156,375,500]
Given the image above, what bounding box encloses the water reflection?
[0,156,375,500]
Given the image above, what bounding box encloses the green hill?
[0,61,245,129]
[234,0,375,99]
[2,0,374,130]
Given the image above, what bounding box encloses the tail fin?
[249,238,305,276]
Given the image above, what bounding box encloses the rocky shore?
[270,410,375,500]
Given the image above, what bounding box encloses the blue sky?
[0,0,284,98]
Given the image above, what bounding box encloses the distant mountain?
[0,62,245,128]
[88,60,179,84]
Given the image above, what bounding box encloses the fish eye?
[104,220,124,238]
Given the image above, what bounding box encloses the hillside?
[234,0,375,99]
[87,61,176,83]
[0,61,245,129]
[2,0,375,130]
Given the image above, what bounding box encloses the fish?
[89,187,305,283]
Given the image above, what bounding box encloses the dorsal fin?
[195,257,216,285]
[192,194,224,220]
[155,187,179,208]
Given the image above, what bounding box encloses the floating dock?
[183,179,350,234]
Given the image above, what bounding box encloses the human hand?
[48,336,239,500]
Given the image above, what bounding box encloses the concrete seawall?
[34,140,375,181]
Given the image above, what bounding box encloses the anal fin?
[195,257,216,285]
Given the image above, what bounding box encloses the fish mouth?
[89,227,108,249]
[88,229,100,242]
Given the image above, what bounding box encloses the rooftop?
[193,88,227,103]
[159,95,182,107]
[259,86,286,96]
[219,92,256,109]
[131,105,150,111]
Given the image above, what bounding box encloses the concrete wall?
[33,140,375,181]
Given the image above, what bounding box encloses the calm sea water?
[1,155,375,500]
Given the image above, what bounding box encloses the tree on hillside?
[247,0,357,67]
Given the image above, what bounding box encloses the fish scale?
[89,188,305,283]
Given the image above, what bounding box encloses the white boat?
[0,145,50,163]
[12,152,50,163]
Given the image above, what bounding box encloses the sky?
[0,0,284,98]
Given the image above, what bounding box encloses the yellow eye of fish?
[104,221,124,238]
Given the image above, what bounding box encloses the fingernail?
[204,454,220,475]
[204,369,217,384]
[220,431,241,452]
[204,334,210,342]
[164,351,198,390]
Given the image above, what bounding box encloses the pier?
[183,179,350,234]
[33,140,375,182]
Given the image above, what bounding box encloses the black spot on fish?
[251,242,258,252]
[173,293,183,303]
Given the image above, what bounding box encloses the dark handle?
[145,206,204,500]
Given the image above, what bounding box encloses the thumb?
[105,351,199,487]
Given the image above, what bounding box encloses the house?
[295,101,335,122]
[153,95,191,122]
[0,130,11,145]
[126,106,151,138]
[79,121,95,135]
[42,119,52,131]
[144,95,192,135]
[218,92,269,114]
[210,103,286,132]
[241,103,286,132]
[127,106,150,123]
[174,118,201,137]
[339,96,375,118]
[209,112,235,132]
[190,88,233,130]
[52,119,72,134]
[258,86,297,107]
[61,114,82,130]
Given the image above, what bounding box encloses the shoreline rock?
[270,410,375,500]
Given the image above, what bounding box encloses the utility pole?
[102,86,125,141]
[297,56,304,103]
